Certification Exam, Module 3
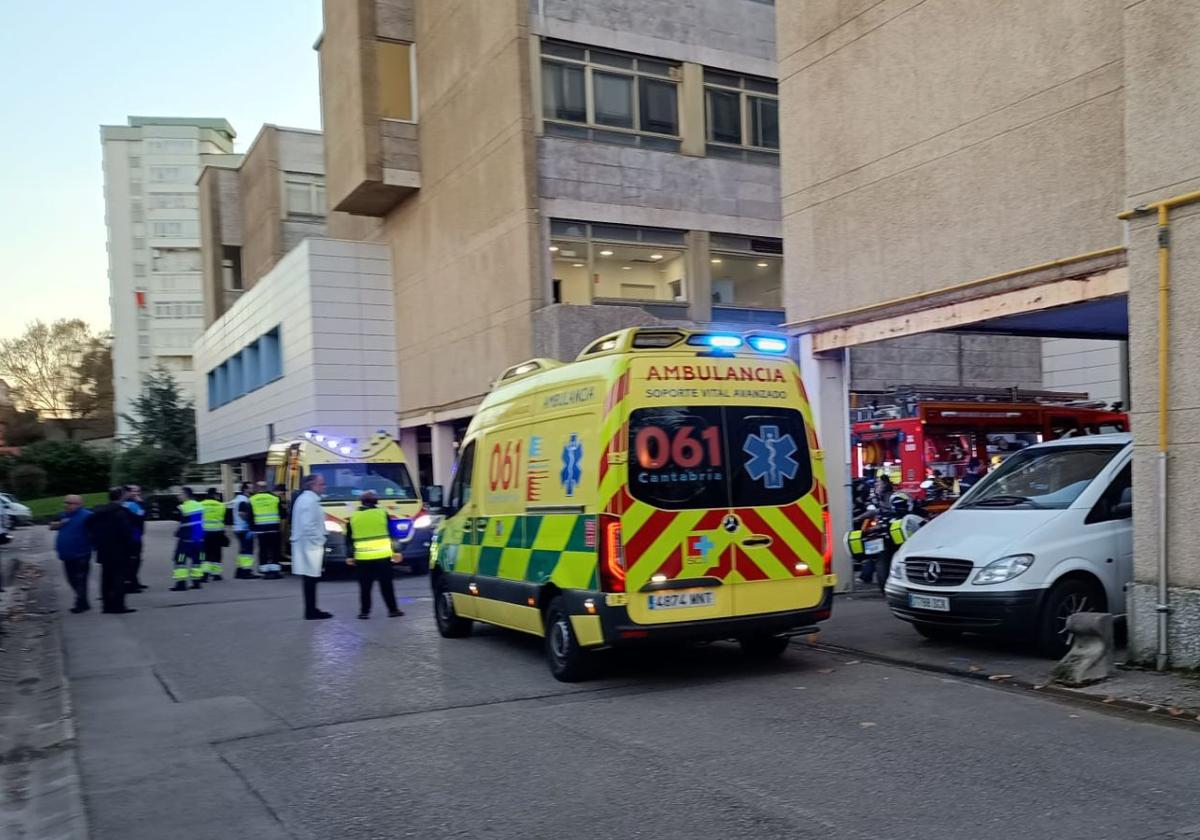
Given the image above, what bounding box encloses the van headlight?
[324,521,344,534]
[890,556,905,581]
[413,514,433,529]
[972,554,1034,585]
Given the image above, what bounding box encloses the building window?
[709,233,784,310]
[377,40,416,121]
[222,246,243,290]
[549,220,688,305]
[148,192,197,210]
[134,263,146,278]
[150,220,199,238]
[704,70,779,162]
[259,327,282,383]
[131,200,144,222]
[208,325,283,410]
[152,247,202,273]
[283,174,326,217]
[149,165,196,183]
[541,41,680,151]
[129,155,141,169]
[133,237,145,251]
[146,139,195,154]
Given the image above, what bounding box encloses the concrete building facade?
[101,117,236,438]
[779,0,1200,666]
[199,125,328,326]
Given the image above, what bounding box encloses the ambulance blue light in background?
[706,334,743,349]
[748,336,788,354]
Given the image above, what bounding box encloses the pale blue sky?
[0,0,324,338]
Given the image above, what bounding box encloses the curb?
[804,638,1200,730]
[0,536,91,840]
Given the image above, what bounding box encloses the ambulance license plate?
[865,538,885,555]
[909,594,950,612]
[648,592,715,610]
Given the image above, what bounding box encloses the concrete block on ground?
[1052,612,1114,686]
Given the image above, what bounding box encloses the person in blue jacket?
[50,495,94,613]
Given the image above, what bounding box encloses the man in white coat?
[291,473,332,620]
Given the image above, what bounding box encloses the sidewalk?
[817,592,1200,723]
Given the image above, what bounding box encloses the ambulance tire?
[544,597,594,682]
[433,577,472,638]
[739,632,791,660]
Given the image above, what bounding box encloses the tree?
[114,445,190,491]
[69,335,115,437]
[119,365,196,489]
[0,320,110,439]
[0,403,44,446]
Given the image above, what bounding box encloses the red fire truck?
[851,392,1128,500]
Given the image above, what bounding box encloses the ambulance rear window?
[628,406,812,509]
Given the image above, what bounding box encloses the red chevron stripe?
[736,507,811,577]
[624,508,677,570]
[780,502,825,556]
[734,545,770,581]
[655,545,684,580]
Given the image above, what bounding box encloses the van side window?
[1087,463,1132,524]
[448,441,476,512]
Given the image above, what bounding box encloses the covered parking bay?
[789,250,1132,625]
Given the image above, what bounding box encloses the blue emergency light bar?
[747,335,789,354]
[686,333,743,350]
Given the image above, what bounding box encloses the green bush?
[113,445,189,492]
[16,440,110,496]
[11,464,47,499]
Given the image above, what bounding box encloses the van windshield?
[628,406,812,510]
[311,463,418,502]
[960,445,1124,510]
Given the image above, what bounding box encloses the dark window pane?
[638,226,687,245]
[543,41,586,61]
[542,62,586,122]
[550,220,589,237]
[544,121,589,140]
[591,49,634,69]
[591,223,640,242]
[746,77,778,94]
[639,135,682,152]
[639,77,678,135]
[727,408,812,507]
[704,69,742,88]
[629,407,729,510]
[749,96,779,148]
[638,58,675,77]
[707,88,742,144]
[594,71,635,128]
[591,128,639,146]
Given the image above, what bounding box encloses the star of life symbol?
[560,433,583,496]
[743,425,799,490]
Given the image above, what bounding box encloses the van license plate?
[864,538,885,555]
[909,594,950,612]
[648,592,715,610]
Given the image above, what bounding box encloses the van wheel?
[544,597,593,682]
[739,633,790,660]
[433,577,472,638]
[1037,578,1105,658]
[913,623,963,642]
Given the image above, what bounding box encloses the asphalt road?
[45,523,1200,840]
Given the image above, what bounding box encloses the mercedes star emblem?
[924,561,942,583]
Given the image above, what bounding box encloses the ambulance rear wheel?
[434,577,472,638]
[739,632,790,660]
[544,597,593,682]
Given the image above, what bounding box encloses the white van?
[885,433,1132,656]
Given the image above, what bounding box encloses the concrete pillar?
[220,463,235,502]
[686,230,713,323]
[240,461,256,485]
[799,335,853,590]
[1124,0,1200,667]
[399,428,420,465]
[679,63,706,157]
[430,422,457,490]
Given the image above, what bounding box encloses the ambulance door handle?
[471,519,488,533]
[741,536,772,548]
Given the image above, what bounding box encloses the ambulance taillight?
[822,509,833,574]
[599,514,626,592]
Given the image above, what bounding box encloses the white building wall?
[193,239,397,464]
[1041,338,1125,405]
[102,119,235,439]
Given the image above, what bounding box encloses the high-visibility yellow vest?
[200,499,226,532]
[350,507,393,560]
[250,493,281,529]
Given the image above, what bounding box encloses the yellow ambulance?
[430,328,836,680]
[267,430,435,573]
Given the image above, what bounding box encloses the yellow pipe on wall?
[1121,187,1200,671]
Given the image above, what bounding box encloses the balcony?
[318,0,420,216]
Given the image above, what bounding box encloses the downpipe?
[1156,451,1169,671]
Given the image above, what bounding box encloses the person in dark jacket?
[123,484,148,592]
[50,495,93,613]
[86,487,138,614]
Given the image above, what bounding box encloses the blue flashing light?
[748,336,789,354]
[706,334,743,349]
